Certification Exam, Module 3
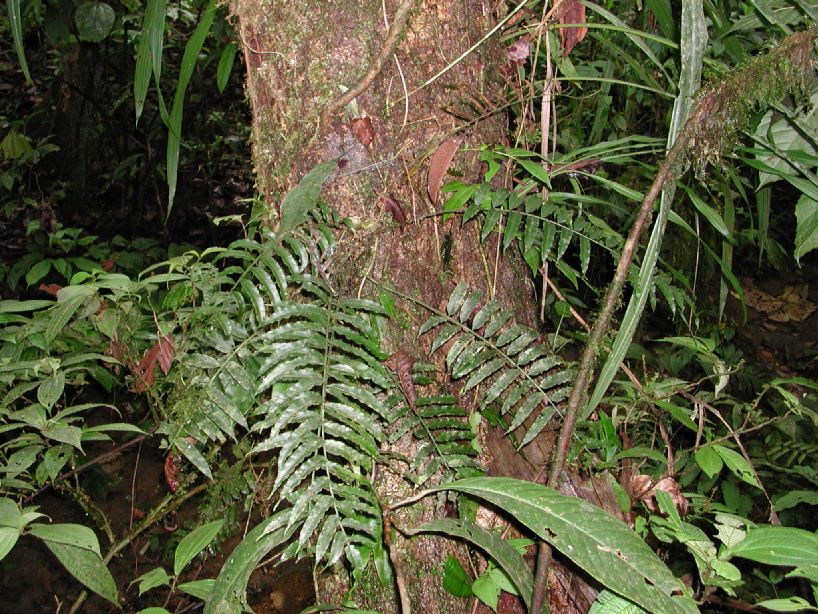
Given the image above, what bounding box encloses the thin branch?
[24,433,149,504]
[67,482,210,614]
[320,0,419,128]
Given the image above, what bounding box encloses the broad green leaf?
[754,597,818,612]
[175,520,224,575]
[43,540,118,605]
[518,159,551,186]
[415,518,532,609]
[774,490,818,512]
[135,608,173,614]
[37,371,65,411]
[755,91,818,188]
[441,555,473,598]
[472,572,501,611]
[29,523,102,556]
[166,0,217,219]
[42,423,83,449]
[685,188,730,238]
[278,160,338,235]
[0,498,20,528]
[135,567,172,595]
[46,292,89,346]
[216,42,237,93]
[713,445,760,488]
[694,446,723,478]
[590,590,647,614]
[0,299,53,313]
[432,477,697,614]
[726,526,818,567]
[26,259,51,286]
[0,527,19,560]
[178,579,216,600]
[74,2,115,42]
[173,438,213,479]
[795,195,818,264]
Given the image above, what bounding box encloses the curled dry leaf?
[156,334,175,375]
[381,194,407,226]
[507,35,530,65]
[631,474,689,517]
[427,136,463,204]
[132,334,175,391]
[629,474,654,500]
[557,0,587,56]
[39,283,61,296]
[164,453,180,493]
[350,116,375,146]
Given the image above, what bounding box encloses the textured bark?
[229,1,544,611]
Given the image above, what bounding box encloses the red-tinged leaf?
[134,344,160,390]
[382,194,407,226]
[164,453,180,493]
[428,136,463,204]
[157,335,174,375]
[101,257,116,271]
[350,116,375,146]
[39,283,62,296]
[558,0,587,56]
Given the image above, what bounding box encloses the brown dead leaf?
[427,136,463,204]
[739,281,816,322]
[558,0,587,56]
[350,116,375,146]
[632,474,689,516]
[629,474,653,500]
[382,194,407,226]
[385,351,416,409]
[133,335,175,390]
[164,453,180,493]
[39,283,61,296]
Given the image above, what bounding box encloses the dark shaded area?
[0,439,315,613]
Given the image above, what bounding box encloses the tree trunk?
[229,1,547,610]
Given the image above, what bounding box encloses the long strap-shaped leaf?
[6,0,31,84]
[584,0,707,418]
[431,477,699,614]
[166,0,218,220]
[134,0,167,125]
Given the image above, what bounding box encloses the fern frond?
[248,295,390,565]
[384,361,482,486]
[422,283,573,448]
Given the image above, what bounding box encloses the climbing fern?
[385,362,482,486]
[421,283,574,448]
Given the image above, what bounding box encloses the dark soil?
[0,440,315,613]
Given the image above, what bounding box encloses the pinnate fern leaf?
[422,283,573,448]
